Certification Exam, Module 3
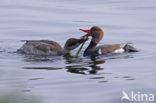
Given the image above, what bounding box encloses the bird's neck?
[84,40,98,56]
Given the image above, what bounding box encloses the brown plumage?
[96,44,125,54]
[17,38,87,56]
[80,26,138,57]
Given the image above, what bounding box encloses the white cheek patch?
[113,48,125,53]
[98,48,102,54]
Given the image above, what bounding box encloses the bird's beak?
[79,29,91,35]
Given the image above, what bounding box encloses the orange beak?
[80,29,90,35]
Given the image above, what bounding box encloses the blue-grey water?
[0,0,156,103]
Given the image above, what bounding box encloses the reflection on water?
[22,53,134,77]
[23,67,62,70]
[29,78,44,80]
[22,54,106,74]
[65,55,105,74]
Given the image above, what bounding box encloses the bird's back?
[17,40,63,56]
[96,43,138,54]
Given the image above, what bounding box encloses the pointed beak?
[79,29,90,35]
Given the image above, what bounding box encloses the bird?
[80,26,138,57]
[17,37,88,56]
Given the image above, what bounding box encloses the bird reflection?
[22,53,133,74]
[23,67,62,70]
[66,66,88,75]
[65,56,105,75]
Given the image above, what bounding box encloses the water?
[0,0,156,103]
